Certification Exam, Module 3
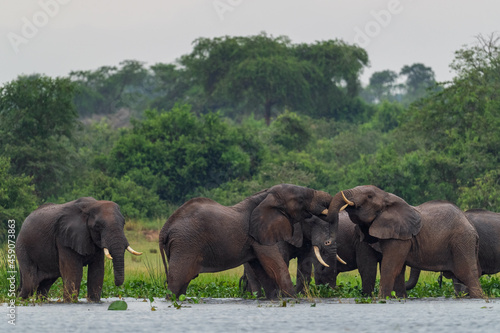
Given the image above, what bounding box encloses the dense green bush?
[0,157,38,242]
[107,105,264,203]
[53,170,167,220]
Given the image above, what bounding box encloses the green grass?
[2,225,500,303]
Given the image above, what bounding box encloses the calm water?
[3,297,500,332]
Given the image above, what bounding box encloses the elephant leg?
[58,248,83,302]
[247,260,278,299]
[357,249,379,296]
[18,275,38,299]
[37,278,58,298]
[452,261,483,298]
[87,252,105,302]
[166,256,201,298]
[393,265,407,298]
[18,261,39,299]
[241,263,264,296]
[451,240,483,298]
[452,277,468,296]
[253,243,295,297]
[379,240,411,298]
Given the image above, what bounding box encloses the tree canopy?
[0,75,78,199]
[1,32,499,236]
[180,33,370,124]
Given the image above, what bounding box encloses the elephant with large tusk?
[17,197,142,302]
[239,213,348,297]
[159,184,343,299]
[326,185,483,299]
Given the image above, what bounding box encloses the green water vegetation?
[1,33,499,302]
[1,244,499,303]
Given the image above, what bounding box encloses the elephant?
[406,209,500,293]
[239,214,338,297]
[313,211,382,295]
[240,211,381,296]
[16,197,142,302]
[326,185,483,298]
[159,184,342,299]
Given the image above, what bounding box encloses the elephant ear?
[369,193,422,240]
[249,192,294,246]
[57,197,97,255]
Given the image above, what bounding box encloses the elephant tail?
[159,238,168,287]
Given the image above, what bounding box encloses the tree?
[0,75,79,199]
[271,111,311,151]
[180,33,369,124]
[107,104,262,203]
[0,157,37,242]
[386,35,500,205]
[399,63,436,102]
[70,60,149,117]
[294,39,369,120]
[363,70,399,103]
[149,63,205,113]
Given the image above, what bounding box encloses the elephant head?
[326,185,421,241]
[248,184,343,267]
[57,197,142,286]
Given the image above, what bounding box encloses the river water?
[3,297,500,332]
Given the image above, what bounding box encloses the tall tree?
[70,60,149,116]
[363,70,399,103]
[400,63,436,102]
[180,33,369,124]
[0,75,78,199]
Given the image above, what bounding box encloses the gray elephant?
[239,214,345,296]
[241,211,379,296]
[159,184,338,299]
[326,185,483,298]
[17,197,142,302]
[406,209,500,293]
[314,211,382,295]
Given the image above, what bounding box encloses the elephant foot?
[87,297,102,303]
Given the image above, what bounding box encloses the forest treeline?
[1,33,499,241]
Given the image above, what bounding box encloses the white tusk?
[104,248,113,260]
[314,246,329,267]
[337,254,347,265]
[341,191,354,206]
[127,246,143,256]
[339,203,348,212]
[321,209,328,215]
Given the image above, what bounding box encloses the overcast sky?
[1,0,499,85]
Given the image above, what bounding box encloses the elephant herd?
[16,184,500,302]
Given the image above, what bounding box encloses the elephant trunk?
[326,190,354,237]
[111,251,125,286]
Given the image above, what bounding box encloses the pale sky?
[1,0,499,85]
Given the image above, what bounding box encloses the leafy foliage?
[0,157,37,241]
[0,75,78,200]
[107,104,261,203]
[180,33,370,124]
[1,32,499,238]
